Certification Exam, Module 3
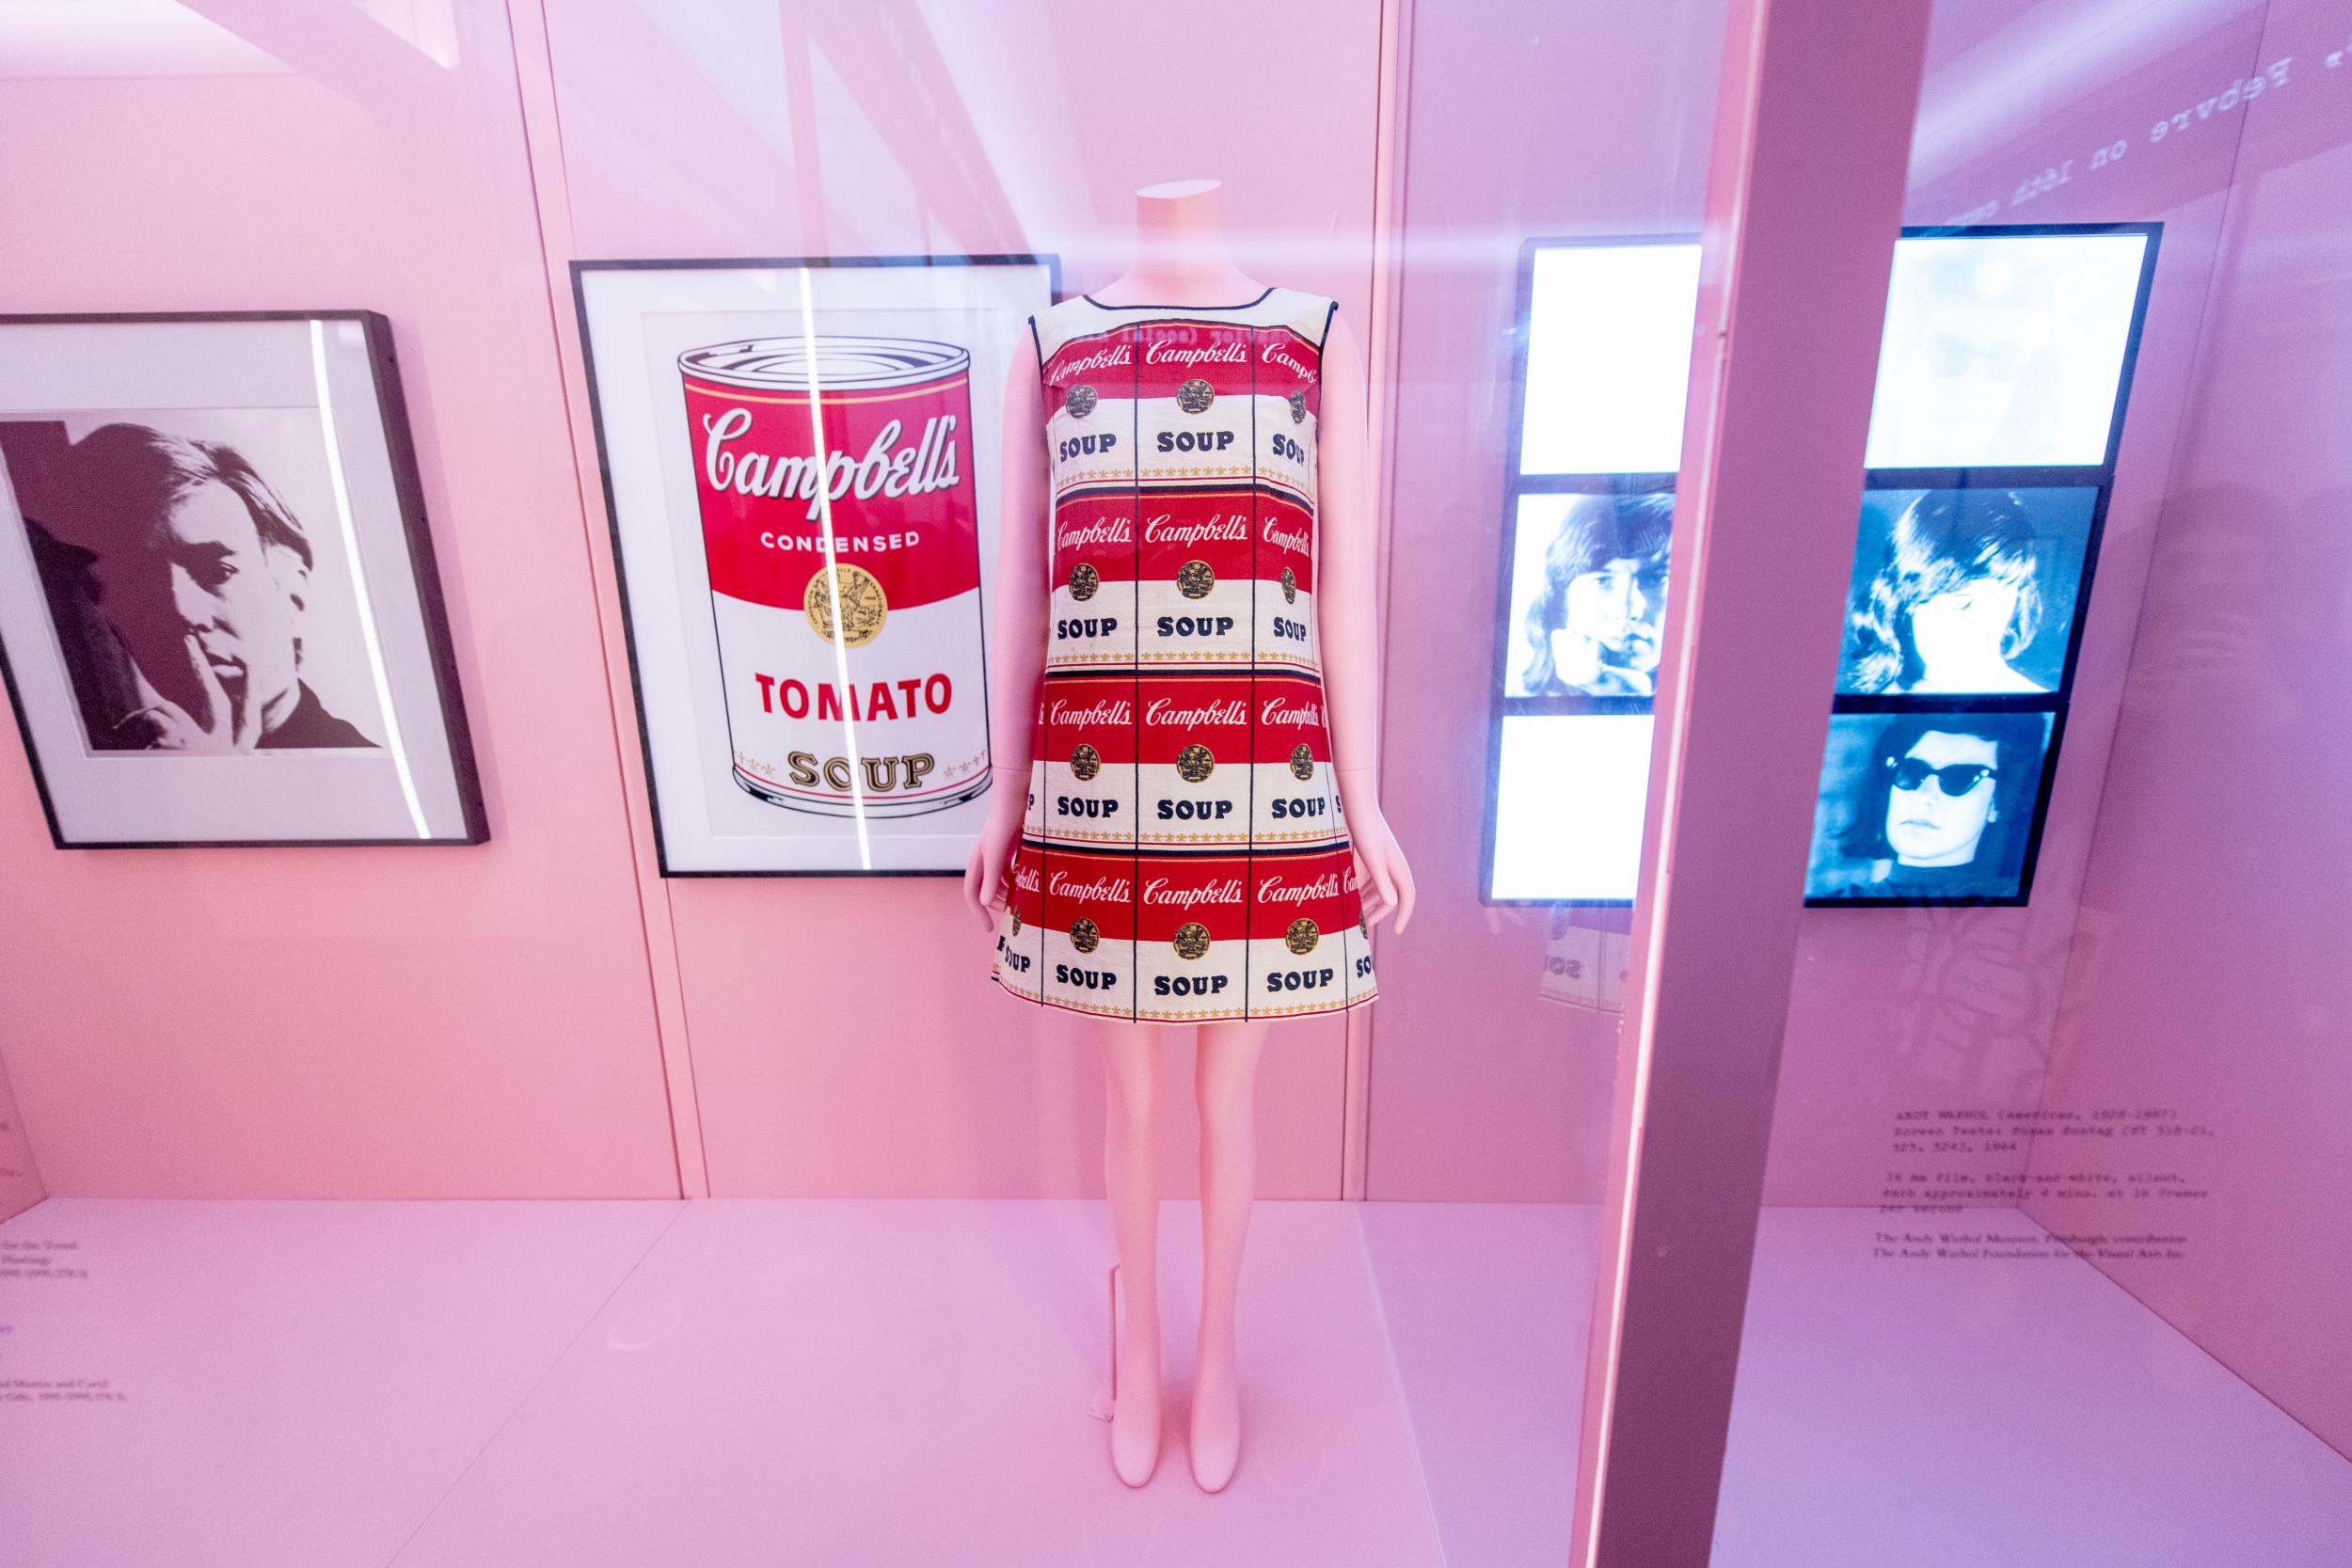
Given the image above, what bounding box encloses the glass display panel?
[1486,226,2155,906]
[1360,8,1734,1566]
[1707,5,2352,1563]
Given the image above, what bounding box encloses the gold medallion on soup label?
[804,562,887,648]
[1173,922,1211,959]
[1285,918,1320,956]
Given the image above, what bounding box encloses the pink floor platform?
[3,1200,2346,1566]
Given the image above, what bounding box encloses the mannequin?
[964,180,1415,1491]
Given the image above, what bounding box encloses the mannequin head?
[1094,181,1260,307]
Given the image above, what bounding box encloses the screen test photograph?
[1485,224,2153,906]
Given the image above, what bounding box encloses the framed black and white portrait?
[0,313,485,847]
[1502,489,1676,700]
[1804,708,2057,904]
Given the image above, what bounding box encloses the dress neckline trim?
[1078,286,1277,311]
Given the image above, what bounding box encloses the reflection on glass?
[1806,708,2052,901]
[1494,230,2146,913]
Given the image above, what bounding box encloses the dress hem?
[987,971,1375,1026]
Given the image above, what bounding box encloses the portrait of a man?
[1508,491,1674,699]
[12,420,378,752]
[0,311,484,848]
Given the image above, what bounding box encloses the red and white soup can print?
[1250,847,1374,1015]
[1136,852,1251,1022]
[679,334,991,817]
[1041,847,1141,1018]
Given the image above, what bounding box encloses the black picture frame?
[0,310,487,849]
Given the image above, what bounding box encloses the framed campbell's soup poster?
[574,254,1057,875]
[0,311,485,848]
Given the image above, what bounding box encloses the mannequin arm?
[963,342,1048,929]
[1315,313,1416,934]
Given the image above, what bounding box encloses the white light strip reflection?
[799,266,872,869]
[310,319,428,839]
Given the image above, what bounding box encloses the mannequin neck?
[1090,180,1264,307]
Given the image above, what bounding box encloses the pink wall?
[0,0,1446,1204]
[2025,0,2352,1458]
[0,3,678,1197]
[0,1051,40,1224]
[0,0,1390,1201]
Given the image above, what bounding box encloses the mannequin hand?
[1344,796,1416,937]
[962,768,1028,932]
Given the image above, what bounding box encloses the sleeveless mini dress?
[988,287,1378,1024]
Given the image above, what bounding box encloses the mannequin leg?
[1189,1017,1268,1492]
[1096,1021,1163,1485]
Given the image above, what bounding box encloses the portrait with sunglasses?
[1863,231,2149,472]
[1808,709,2054,902]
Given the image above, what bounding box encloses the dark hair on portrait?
[1843,490,2043,693]
[1837,710,2048,865]
[49,422,312,572]
[1520,490,1673,694]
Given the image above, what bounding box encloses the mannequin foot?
[1189,1345,1242,1492]
[1110,1320,1163,1486]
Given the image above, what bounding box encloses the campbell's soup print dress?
[990,288,1378,1023]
